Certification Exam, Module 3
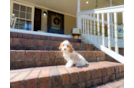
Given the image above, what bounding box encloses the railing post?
[107,13,111,50]
[90,14,92,40]
[93,14,96,42]
[110,0,114,39]
[114,12,119,53]
[102,13,105,46]
[97,13,100,44]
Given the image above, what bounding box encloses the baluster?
[87,15,89,38]
[122,12,124,40]
[107,13,111,50]
[81,17,83,34]
[90,14,92,40]
[102,13,105,46]
[97,13,100,44]
[85,16,87,36]
[83,17,84,35]
[114,12,119,53]
[93,14,96,42]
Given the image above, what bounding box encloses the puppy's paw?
[66,64,72,68]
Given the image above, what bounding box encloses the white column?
[93,14,96,42]
[97,13,100,44]
[110,0,114,39]
[102,13,105,46]
[77,0,81,31]
[90,14,92,40]
[114,12,119,53]
[107,13,111,50]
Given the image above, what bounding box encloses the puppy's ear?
[68,44,73,53]
[59,46,62,51]
[59,43,62,51]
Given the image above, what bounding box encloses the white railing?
[77,5,124,64]
[79,5,124,53]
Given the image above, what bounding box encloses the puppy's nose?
[64,48,66,50]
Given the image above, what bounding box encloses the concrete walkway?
[91,78,124,88]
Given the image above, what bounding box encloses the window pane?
[26,21,32,30]
[20,5,26,12]
[13,3,19,10]
[27,7,32,13]
[20,12,25,18]
[19,20,26,29]
[26,13,31,19]
[13,10,19,17]
[15,19,20,29]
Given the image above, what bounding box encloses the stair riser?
[10,38,94,50]
[10,32,81,43]
[10,62,124,88]
[10,50,105,69]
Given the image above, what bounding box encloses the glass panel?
[19,20,26,29]
[27,7,32,13]
[20,5,26,12]
[20,12,25,18]
[13,3,19,10]
[13,10,19,17]
[26,13,31,19]
[15,19,20,29]
[26,21,32,30]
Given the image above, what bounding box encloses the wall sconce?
[43,11,47,16]
[86,1,89,4]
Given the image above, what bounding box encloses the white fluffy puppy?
[59,40,88,67]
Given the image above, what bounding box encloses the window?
[12,3,32,30]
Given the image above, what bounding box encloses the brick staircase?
[10,32,124,88]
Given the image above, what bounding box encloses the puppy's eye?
[67,45,69,47]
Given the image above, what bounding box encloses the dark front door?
[47,11,64,34]
[34,8,42,31]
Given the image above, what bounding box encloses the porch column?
[77,0,81,31]
[110,0,114,39]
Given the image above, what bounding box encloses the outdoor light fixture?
[43,11,47,16]
[12,13,15,16]
[86,1,89,4]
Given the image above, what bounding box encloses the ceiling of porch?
[15,0,124,17]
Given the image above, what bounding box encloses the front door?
[34,8,42,31]
[47,11,64,34]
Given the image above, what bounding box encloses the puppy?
[59,40,88,67]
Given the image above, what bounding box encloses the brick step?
[10,61,124,88]
[10,38,94,50]
[10,50,105,69]
[10,32,81,43]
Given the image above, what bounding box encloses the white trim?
[10,28,73,38]
[87,37,124,64]
[13,0,76,17]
